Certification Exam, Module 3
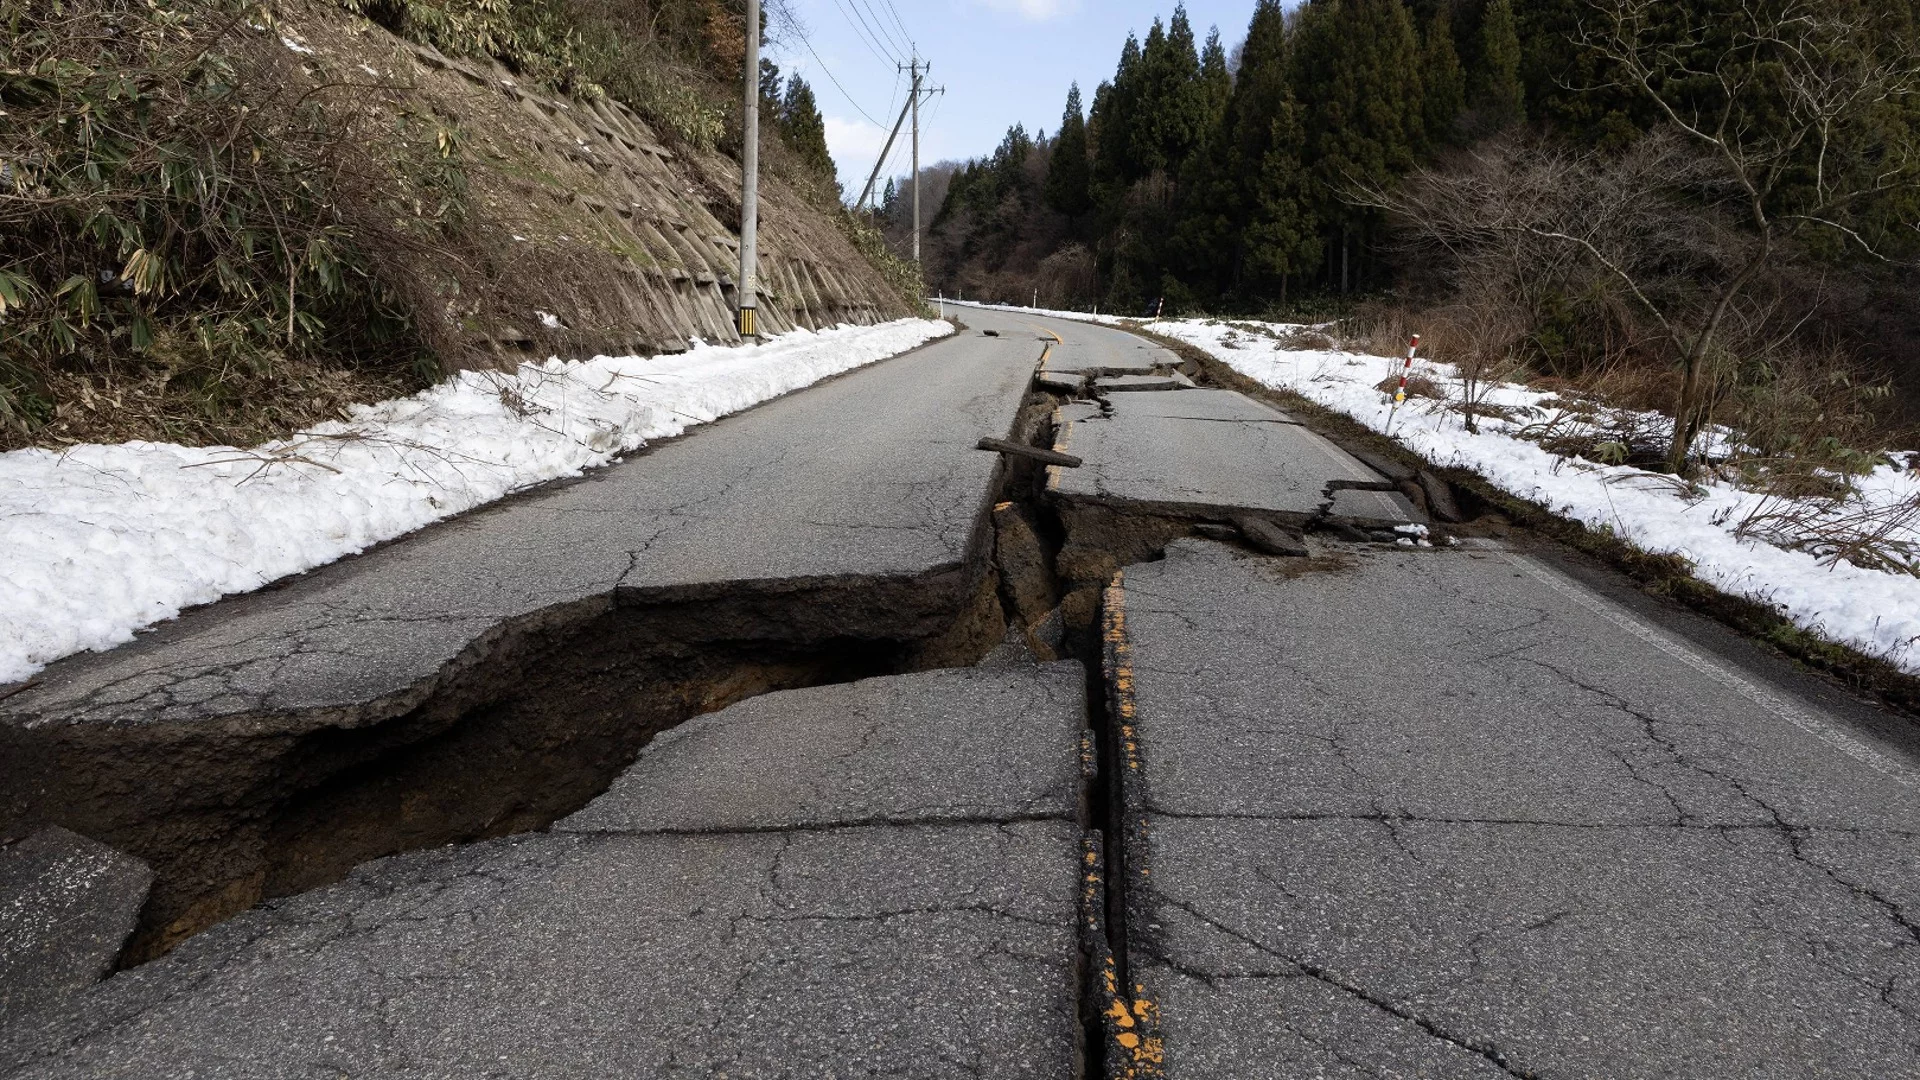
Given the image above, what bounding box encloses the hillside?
[0,0,917,450]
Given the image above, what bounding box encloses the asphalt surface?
[1,321,1039,728]
[1111,538,1920,1078]
[10,302,1920,1078]
[1,665,1093,1078]
[1051,385,1419,525]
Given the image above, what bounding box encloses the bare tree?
[1366,1,1919,471]
[1573,0,1919,470]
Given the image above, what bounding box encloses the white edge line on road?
[1506,553,1919,789]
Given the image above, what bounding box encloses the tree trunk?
[1667,236,1771,473]
[1667,352,1703,473]
[1340,226,1351,295]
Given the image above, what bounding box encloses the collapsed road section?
[17,305,1908,1078]
[3,665,1098,1079]
[0,325,1044,964]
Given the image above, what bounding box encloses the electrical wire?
[877,0,916,59]
[859,0,910,58]
[827,0,901,67]
[801,36,886,127]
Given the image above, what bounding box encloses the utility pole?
[737,0,760,339]
[854,94,914,212]
[908,54,923,264]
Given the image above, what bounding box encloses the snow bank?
[0,319,951,683]
[1146,317,1920,674]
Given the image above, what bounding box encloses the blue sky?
[767,0,1266,199]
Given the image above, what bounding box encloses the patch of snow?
[358,63,380,77]
[535,310,565,330]
[280,35,314,55]
[0,319,953,683]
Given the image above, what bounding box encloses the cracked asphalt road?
[1050,388,1418,525]
[1113,539,1920,1078]
[0,322,1038,728]
[1,665,1093,1079]
[9,304,1920,1077]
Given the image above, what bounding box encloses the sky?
[766,0,1266,201]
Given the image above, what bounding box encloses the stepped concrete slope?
[267,0,908,362]
[0,316,1048,959]
[0,665,1094,1079]
[1107,540,1920,1079]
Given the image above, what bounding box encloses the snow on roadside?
[1161,318,1920,674]
[963,302,1920,675]
[0,319,952,683]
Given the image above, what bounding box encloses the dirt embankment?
[3,0,912,450]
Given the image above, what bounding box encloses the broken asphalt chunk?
[1,826,153,1015]
[1231,515,1310,557]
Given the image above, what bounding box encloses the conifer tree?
[1472,0,1525,129]
[779,76,836,187]
[1131,7,1207,177]
[1244,98,1320,304]
[1294,0,1425,291]
[1198,26,1232,126]
[1045,84,1093,217]
[1092,35,1143,194]
[1422,6,1466,145]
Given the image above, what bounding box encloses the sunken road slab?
[1049,389,1418,525]
[1111,540,1920,1079]
[1038,321,1172,376]
[1094,373,1195,392]
[2,664,1094,1078]
[559,663,1089,833]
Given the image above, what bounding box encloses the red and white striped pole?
[1386,333,1420,434]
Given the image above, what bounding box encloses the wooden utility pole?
[737,0,760,338]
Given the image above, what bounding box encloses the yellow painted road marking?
[1100,573,1165,1078]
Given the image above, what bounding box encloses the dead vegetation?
[1,0,910,452]
[0,0,456,450]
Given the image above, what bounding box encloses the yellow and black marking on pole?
[1097,572,1165,1079]
[738,306,757,338]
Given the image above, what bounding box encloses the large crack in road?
[10,306,1917,1079]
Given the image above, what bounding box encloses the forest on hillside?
[880,0,1920,461]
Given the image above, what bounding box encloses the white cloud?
[824,114,889,164]
[971,0,1081,21]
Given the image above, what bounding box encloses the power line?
[801,36,885,127]
[859,0,910,58]
[827,0,901,67]
[877,0,916,58]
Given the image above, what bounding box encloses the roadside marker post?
[1385,333,1420,435]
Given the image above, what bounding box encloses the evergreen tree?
[1131,7,1208,177]
[779,76,836,186]
[1244,99,1320,304]
[1198,26,1232,125]
[759,58,783,118]
[1045,84,1092,217]
[1472,0,1525,130]
[1293,0,1426,292]
[1091,35,1143,196]
[1422,5,1466,145]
